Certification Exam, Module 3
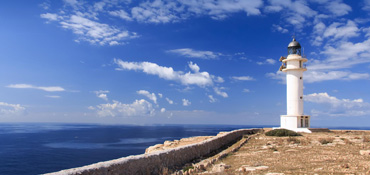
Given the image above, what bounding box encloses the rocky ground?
[156,129,370,175]
[201,130,370,175]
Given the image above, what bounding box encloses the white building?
[278,38,311,133]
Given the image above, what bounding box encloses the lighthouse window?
[300,77,302,79]
[300,96,303,99]
[299,61,302,68]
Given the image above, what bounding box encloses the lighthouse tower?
[278,38,311,133]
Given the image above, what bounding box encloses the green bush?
[183,166,194,172]
[265,129,302,137]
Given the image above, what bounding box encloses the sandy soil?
[201,130,370,175]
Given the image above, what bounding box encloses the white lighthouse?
[278,38,311,133]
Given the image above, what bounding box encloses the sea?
[0,123,369,175]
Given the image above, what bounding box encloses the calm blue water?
[1,123,368,175]
[0,123,268,175]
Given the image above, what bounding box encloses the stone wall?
[45,128,261,175]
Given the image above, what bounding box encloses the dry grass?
[287,137,300,144]
[207,130,370,174]
[364,136,370,143]
[318,137,334,144]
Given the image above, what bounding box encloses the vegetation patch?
[287,137,301,144]
[183,165,194,172]
[265,129,302,137]
[270,147,278,151]
[318,138,334,144]
[363,136,370,143]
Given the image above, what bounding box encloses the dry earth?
[200,130,370,175]
[145,130,370,174]
[155,129,370,175]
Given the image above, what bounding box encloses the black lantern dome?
[287,38,301,55]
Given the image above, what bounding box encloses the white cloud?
[231,76,255,81]
[179,0,263,19]
[257,58,276,65]
[40,13,59,21]
[266,71,285,83]
[325,0,351,16]
[208,95,217,103]
[323,20,359,40]
[131,0,263,23]
[114,59,220,87]
[272,24,288,33]
[167,48,220,59]
[160,108,166,113]
[131,0,183,23]
[46,95,61,98]
[188,61,200,72]
[41,12,138,46]
[39,1,51,10]
[308,39,370,71]
[93,90,109,101]
[311,22,326,46]
[214,87,228,98]
[7,84,65,92]
[166,97,174,104]
[0,102,26,116]
[94,99,155,117]
[266,70,370,83]
[137,90,157,104]
[305,92,370,117]
[60,15,138,45]
[64,0,78,6]
[242,89,250,93]
[305,71,370,83]
[363,0,370,11]
[182,99,191,106]
[265,0,317,29]
[158,93,163,98]
[109,10,132,21]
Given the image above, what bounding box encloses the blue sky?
[1,0,370,127]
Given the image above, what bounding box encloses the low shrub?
[265,129,302,137]
[270,147,278,151]
[287,137,301,144]
[183,166,194,172]
[318,138,334,144]
[363,136,370,142]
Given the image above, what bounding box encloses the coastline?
[45,128,260,175]
[44,128,370,174]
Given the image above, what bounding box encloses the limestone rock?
[255,166,269,170]
[145,144,163,153]
[212,163,230,172]
[360,150,370,155]
[164,140,173,147]
[217,132,228,136]
[238,165,269,172]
